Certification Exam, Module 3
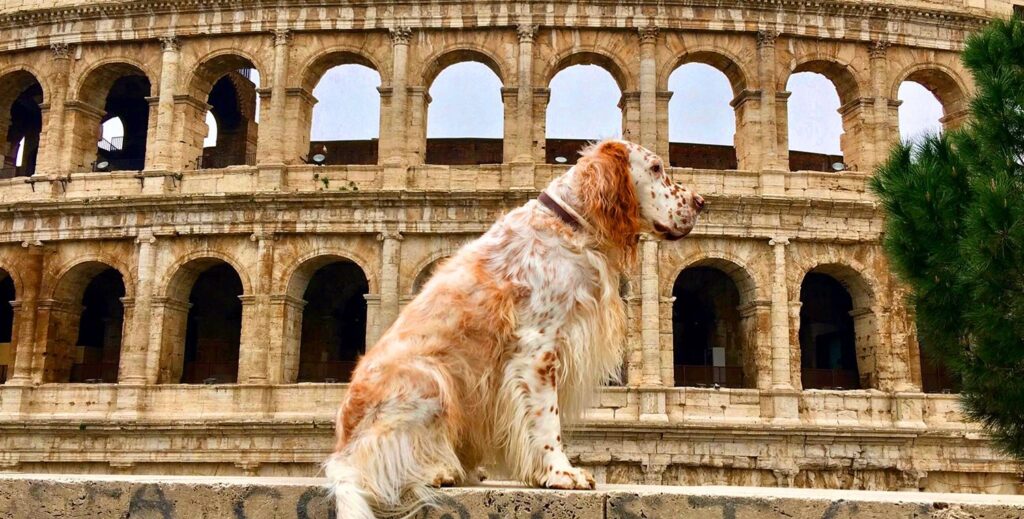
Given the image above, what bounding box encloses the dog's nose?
[693,194,705,212]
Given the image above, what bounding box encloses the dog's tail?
[324,453,375,519]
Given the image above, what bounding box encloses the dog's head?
[565,139,704,255]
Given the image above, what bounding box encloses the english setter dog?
[326,139,704,517]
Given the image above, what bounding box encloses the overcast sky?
[98,62,945,158]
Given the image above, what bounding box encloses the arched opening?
[307,63,381,165]
[199,66,260,169]
[0,71,42,178]
[412,258,445,295]
[296,261,368,382]
[799,272,860,390]
[546,61,622,164]
[898,81,945,144]
[72,63,151,172]
[180,263,243,383]
[667,62,737,169]
[672,267,748,388]
[425,61,504,165]
[69,268,125,383]
[43,262,126,383]
[0,273,15,383]
[786,71,845,172]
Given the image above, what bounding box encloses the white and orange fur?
[325,139,704,518]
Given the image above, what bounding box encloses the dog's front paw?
[543,466,596,490]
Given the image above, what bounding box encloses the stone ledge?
[1,474,1023,518]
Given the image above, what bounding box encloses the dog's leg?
[500,327,596,490]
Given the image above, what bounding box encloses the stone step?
[1,474,1023,518]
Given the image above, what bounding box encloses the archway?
[72,63,152,172]
[425,61,504,165]
[296,261,368,382]
[0,272,14,383]
[798,272,860,390]
[308,63,381,165]
[667,63,737,169]
[412,258,445,295]
[672,267,749,388]
[0,71,42,178]
[200,68,260,168]
[181,263,243,383]
[786,71,845,172]
[546,60,623,164]
[898,80,949,144]
[69,268,125,383]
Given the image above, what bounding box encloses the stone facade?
[0,0,1020,494]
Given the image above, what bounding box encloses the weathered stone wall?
[2,475,1024,519]
[0,0,1019,495]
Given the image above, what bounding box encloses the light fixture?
[203,377,218,385]
[831,161,846,172]
[94,160,110,172]
[554,156,568,163]
[311,153,327,165]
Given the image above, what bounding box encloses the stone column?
[119,231,157,384]
[382,27,412,189]
[514,24,537,164]
[6,243,46,385]
[532,87,551,163]
[148,37,181,172]
[265,29,291,165]
[769,237,793,389]
[755,30,787,172]
[868,40,900,172]
[637,26,659,151]
[238,231,275,383]
[620,91,641,142]
[377,231,402,339]
[35,43,73,175]
[639,236,667,422]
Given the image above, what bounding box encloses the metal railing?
[297,361,358,383]
[801,368,861,390]
[674,365,745,388]
[69,362,119,383]
[181,362,239,384]
[97,136,123,152]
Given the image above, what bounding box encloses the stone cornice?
[0,0,994,52]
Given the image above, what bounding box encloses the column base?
[638,389,668,423]
[382,164,408,191]
[137,170,182,195]
[509,162,536,190]
[767,389,800,424]
[257,164,286,190]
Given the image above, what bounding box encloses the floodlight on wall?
[831,162,846,172]
[554,156,568,163]
[311,153,327,165]
[93,160,111,172]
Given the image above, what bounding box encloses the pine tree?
[870,16,1024,459]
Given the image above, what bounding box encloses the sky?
[96,63,946,159]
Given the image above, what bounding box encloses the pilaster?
[639,235,667,422]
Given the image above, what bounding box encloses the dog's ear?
[576,141,642,259]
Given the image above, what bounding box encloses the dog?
[325,139,704,518]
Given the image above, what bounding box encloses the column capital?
[377,231,404,242]
[49,42,72,60]
[159,36,181,52]
[250,230,276,242]
[769,237,790,247]
[135,230,157,245]
[517,23,538,43]
[273,29,292,46]
[756,29,779,49]
[389,26,413,45]
[868,40,891,59]
[637,26,659,44]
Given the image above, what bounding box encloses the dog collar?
[539,191,597,235]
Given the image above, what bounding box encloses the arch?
[71,60,153,172]
[890,63,969,119]
[299,48,384,93]
[544,50,631,92]
[184,52,262,169]
[44,260,127,383]
[304,61,382,165]
[797,263,877,391]
[73,59,154,108]
[898,81,945,143]
[660,49,749,95]
[0,68,44,178]
[420,47,508,88]
[0,268,15,384]
[425,60,505,164]
[667,62,738,169]
[782,58,863,106]
[294,260,369,383]
[280,250,377,298]
[160,251,252,300]
[49,255,135,301]
[664,253,763,303]
[158,257,246,384]
[411,256,448,295]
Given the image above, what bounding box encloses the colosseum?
[0,0,1021,496]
